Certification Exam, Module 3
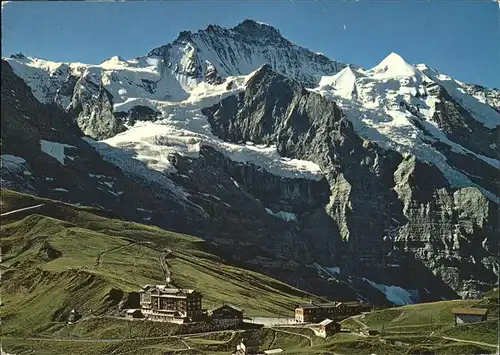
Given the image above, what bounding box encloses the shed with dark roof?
[451,308,488,325]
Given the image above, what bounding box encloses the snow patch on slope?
[311,263,341,280]
[1,155,27,172]
[265,208,297,222]
[418,65,500,129]
[83,136,194,205]
[98,70,323,181]
[363,278,420,306]
[326,266,341,275]
[221,143,322,179]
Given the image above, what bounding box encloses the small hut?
[67,309,80,324]
[126,309,144,319]
[452,308,488,325]
[233,338,261,355]
[317,319,341,338]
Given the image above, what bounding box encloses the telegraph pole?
[129,316,132,339]
[430,311,433,335]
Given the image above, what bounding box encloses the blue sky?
[2,0,499,88]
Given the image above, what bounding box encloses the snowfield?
[39,140,76,166]
[310,263,419,306]
[4,49,498,201]
[363,278,420,306]
[265,208,298,222]
[311,53,499,202]
[88,69,324,182]
[418,64,499,129]
[1,155,27,172]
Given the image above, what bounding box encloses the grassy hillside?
[440,319,498,345]
[338,298,498,355]
[0,189,323,337]
[360,298,499,334]
[482,287,498,299]
[2,189,498,355]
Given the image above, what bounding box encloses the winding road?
[3,329,243,344]
[441,336,498,349]
[350,315,369,330]
[95,241,136,268]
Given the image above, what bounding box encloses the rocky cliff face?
[71,73,126,140]
[0,59,361,304]
[0,60,203,234]
[201,65,499,298]
[392,157,498,298]
[431,86,499,160]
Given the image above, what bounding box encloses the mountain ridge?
[1,19,499,304]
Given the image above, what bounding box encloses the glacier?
[3,22,499,200]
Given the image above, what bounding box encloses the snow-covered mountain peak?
[173,19,284,45]
[99,56,134,70]
[319,66,362,86]
[147,19,345,87]
[102,55,125,64]
[370,52,417,79]
[317,66,363,98]
[232,18,283,41]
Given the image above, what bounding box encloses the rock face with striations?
[431,86,499,160]
[70,74,126,140]
[0,59,362,303]
[202,65,499,298]
[148,19,345,87]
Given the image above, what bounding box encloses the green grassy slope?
[2,189,498,355]
[0,189,323,338]
[439,319,498,344]
[482,287,498,299]
[361,299,499,334]
[336,298,499,355]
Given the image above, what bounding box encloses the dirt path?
[179,329,246,339]
[228,330,237,342]
[0,204,44,217]
[4,336,126,344]
[4,328,242,344]
[441,336,498,349]
[95,241,136,268]
[268,329,278,349]
[273,328,313,347]
[350,315,368,329]
[178,337,192,350]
